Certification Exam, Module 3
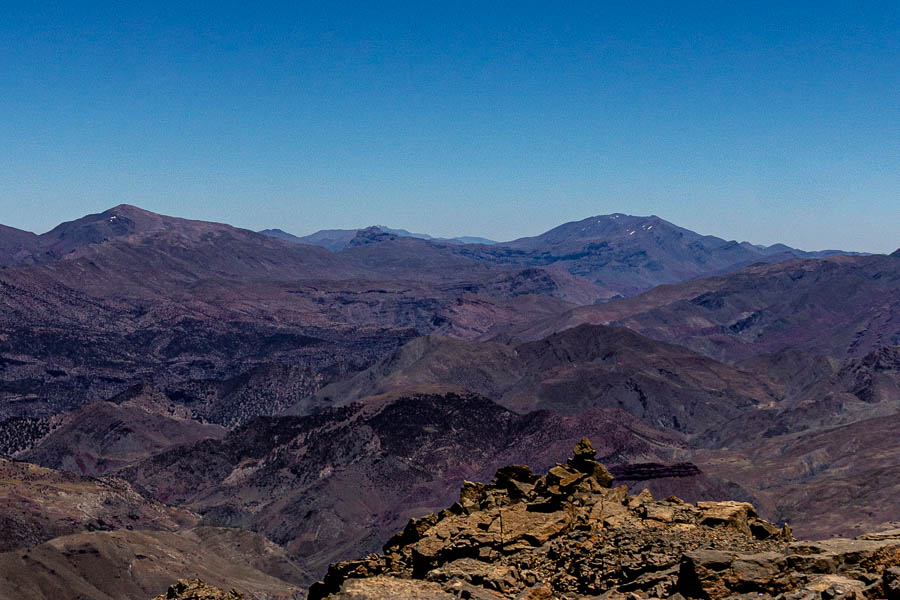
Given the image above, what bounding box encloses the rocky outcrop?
[309,439,900,600]
[153,579,244,599]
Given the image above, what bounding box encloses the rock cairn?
[309,438,900,599]
[153,579,244,600]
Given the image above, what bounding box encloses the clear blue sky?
[0,2,897,251]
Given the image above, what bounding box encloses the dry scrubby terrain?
[0,206,897,599]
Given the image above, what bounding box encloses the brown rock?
[679,549,739,600]
[515,583,556,600]
[153,580,244,600]
[568,438,613,487]
[883,566,900,599]
[310,446,802,600]
[426,558,519,593]
[803,574,867,598]
[573,438,596,459]
[491,504,572,546]
[460,482,488,512]
[547,464,586,489]
[330,576,456,599]
[698,501,758,536]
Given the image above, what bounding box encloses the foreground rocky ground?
[304,439,900,600]
[153,580,245,599]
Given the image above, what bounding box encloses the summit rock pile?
[309,439,900,600]
[153,580,244,600]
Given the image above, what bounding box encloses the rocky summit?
[308,439,900,600]
[153,580,244,599]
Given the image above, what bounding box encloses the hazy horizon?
[1,3,897,253]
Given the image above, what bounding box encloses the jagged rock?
[514,584,555,600]
[310,438,900,599]
[568,437,614,487]
[309,439,900,599]
[327,576,456,599]
[884,566,900,598]
[461,482,489,512]
[573,437,596,459]
[426,558,519,593]
[547,464,586,489]
[679,536,900,599]
[153,579,244,600]
[309,439,801,600]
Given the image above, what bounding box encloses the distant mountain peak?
[891,248,900,257]
[260,225,497,251]
[105,203,155,216]
[346,226,399,248]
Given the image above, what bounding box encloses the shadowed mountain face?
[277,333,900,542]
[303,323,778,438]
[120,391,687,576]
[508,253,900,362]
[14,385,227,476]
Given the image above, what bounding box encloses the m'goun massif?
[1,206,898,600]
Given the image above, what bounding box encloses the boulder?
[329,576,456,599]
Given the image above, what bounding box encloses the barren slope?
[306,324,779,437]
[0,527,307,600]
[0,458,196,552]
[121,391,686,576]
[509,253,900,361]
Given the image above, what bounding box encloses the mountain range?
[505,253,900,361]
[260,226,497,251]
[0,204,897,599]
[262,213,861,297]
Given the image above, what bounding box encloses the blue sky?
[0,2,897,251]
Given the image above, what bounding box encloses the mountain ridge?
[260,225,497,251]
[1,205,867,304]
[299,323,779,438]
[503,253,900,361]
